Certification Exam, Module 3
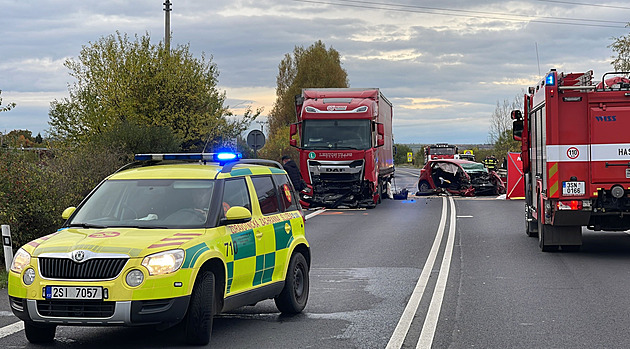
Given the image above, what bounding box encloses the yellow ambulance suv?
[8,152,310,345]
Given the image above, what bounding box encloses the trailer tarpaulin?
[506,152,524,199]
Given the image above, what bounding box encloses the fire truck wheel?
[185,271,215,345]
[538,221,559,252]
[526,220,538,237]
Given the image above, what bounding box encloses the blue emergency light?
[134,152,242,165]
[545,73,556,86]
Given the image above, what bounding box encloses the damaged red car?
[417,159,506,196]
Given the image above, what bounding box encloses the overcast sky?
[1,0,629,144]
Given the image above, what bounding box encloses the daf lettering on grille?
[325,168,345,173]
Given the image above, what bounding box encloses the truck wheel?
[185,271,215,345]
[538,221,559,252]
[24,321,56,343]
[418,180,431,193]
[275,252,309,314]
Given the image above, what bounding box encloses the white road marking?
[0,320,24,339]
[386,197,449,349]
[417,196,456,348]
[305,208,326,220]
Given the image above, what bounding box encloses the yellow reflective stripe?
[548,162,559,197]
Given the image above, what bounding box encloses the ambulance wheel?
[275,252,309,314]
[538,221,559,252]
[24,321,56,344]
[185,271,215,345]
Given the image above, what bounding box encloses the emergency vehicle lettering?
[591,143,630,161]
[182,243,210,268]
[227,212,301,234]
[253,252,275,286]
[546,145,589,162]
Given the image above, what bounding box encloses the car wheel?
[275,252,309,314]
[24,321,56,344]
[185,271,215,345]
[418,180,431,193]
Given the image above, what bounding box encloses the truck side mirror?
[289,123,298,147]
[377,123,385,147]
[511,110,523,120]
[513,119,523,141]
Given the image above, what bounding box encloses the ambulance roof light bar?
[134,152,242,165]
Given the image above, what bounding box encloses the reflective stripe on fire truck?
[548,144,630,162]
[546,145,589,162]
[548,162,559,198]
[591,143,630,161]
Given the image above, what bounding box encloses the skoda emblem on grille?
[72,250,86,263]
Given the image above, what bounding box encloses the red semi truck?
[512,69,630,251]
[289,88,394,208]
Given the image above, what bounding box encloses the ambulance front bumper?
[9,295,190,326]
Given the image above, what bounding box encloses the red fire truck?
[512,69,630,251]
[424,143,458,163]
[289,88,394,208]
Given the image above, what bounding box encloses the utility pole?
[163,0,172,51]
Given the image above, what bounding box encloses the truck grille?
[39,258,128,280]
[37,300,115,318]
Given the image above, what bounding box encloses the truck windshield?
[302,119,371,150]
[68,179,215,229]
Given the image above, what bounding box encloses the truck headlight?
[141,249,184,275]
[10,248,31,274]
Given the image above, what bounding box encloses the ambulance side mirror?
[221,206,252,225]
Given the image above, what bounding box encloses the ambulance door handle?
[255,232,263,239]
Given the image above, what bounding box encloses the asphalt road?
[2,168,630,348]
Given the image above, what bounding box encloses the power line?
[292,0,628,28]
[535,0,630,11]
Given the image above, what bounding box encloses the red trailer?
[513,69,630,251]
[289,88,394,208]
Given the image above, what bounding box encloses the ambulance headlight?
[126,269,144,287]
[10,248,31,274]
[141,249,185,275]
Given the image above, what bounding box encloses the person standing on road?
[282,155,305,191]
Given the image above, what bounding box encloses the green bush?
[0,145,126,248]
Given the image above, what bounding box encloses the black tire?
[275,252,309,314]
[377,180,383,204]
[185,271,216,345]
[418,180,431,193]
[24,321,56,344]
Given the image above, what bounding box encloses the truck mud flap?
[539,224,582,251]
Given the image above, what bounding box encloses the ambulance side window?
[251,176,280,215]
[222,178,251,213]
[274,174,298,212]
